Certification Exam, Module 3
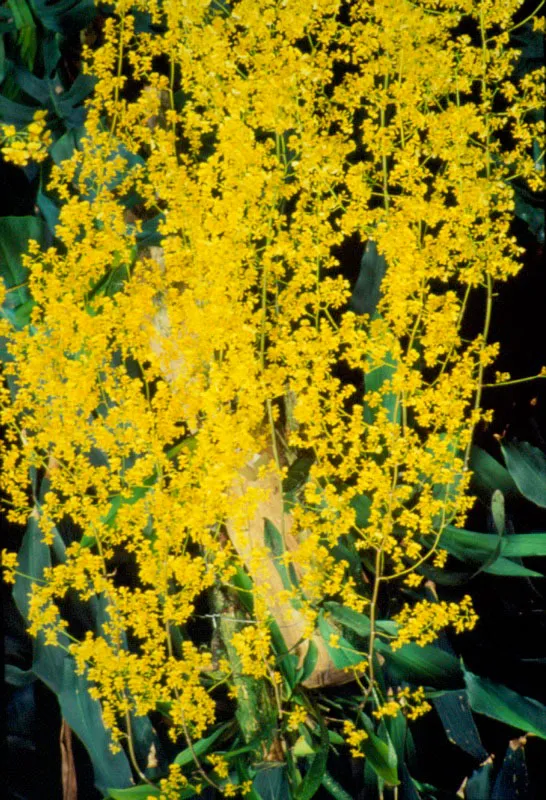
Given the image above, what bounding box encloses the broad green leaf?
[30,0,96,35]
[12,64,51,103]
[398,764,422,800]
[294,715,329,800]
[7,0,37,69]
[359,717,399,787]
[37,187,60,235]
[269,619,299,689]
[264,518,299,592]
[0,94,36,124]
[483,557,543,578]
[491,739,529,800]
[231,565,254,613]
[324,602,371,637]
[299,640,319,684]
[350,240,386,317]
[441,525,502,563]
[0,216,46,307]
[350,493,371,528]
[324,602,395,639]
[442,525,546,562]
[253,764,291,800]
[514,186,545,242]
[174,723,230,767]
[13,482,133,793]
[32,640,133,792]
[283,454,314,494]
[321,771,353,800]
[364,353,400,428]
[235,756,264,800]
[107,787,191,800]
[464,670,546,739]
[376,640,464,689]
[469,445,518,499]
[432,690,487,760]
[491,489,505,535]
[501,440,546,508]
[465,759,494,800]
[5,663,36,687]
[293,736,315,758]
[502,533,546,558]
[136,213,165,247]
[12,509,51,621]
[50,126,85,164]
[317,612,367,670]
[107,788,161,799]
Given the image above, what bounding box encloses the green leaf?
[7,0,37,69]
[464,670,546,739]
[299,640,319,684]
[12,510,51,621]
[442,525,546,563]
[321,771,354,800]
[253,764,291,800]
[30,0,96,35]
[293,736,315,758]
[0,216,46,307]
[294,714,329,800]
[469,445,518,499]
[317,612,367,670]
[440,524,503,565]
[376,640,464,690]
[350,239,386,317]
[231,565,254,614]
[264,519,298,592]
[269,619,299,689]
[0,94,37,124]
[502,532,546,558]
[324,602,371,637]
[432,690,487,760]
[32,640,133,793]
[350,493,371,528]
[136,213,165,247]
[483,557,543,578]
[173,723,230,767]
[5,663,37,687]
[501,440,546,508]
[37,188,60,235]
[12,64,51,103]
[364,352,400,428]
[514,186,545,243]
[492,739,529,800]
[107,788,161,799]
[359,718,399,787]
[50,126,85,165]
[283,454,314,494]
[12,482,132,793]
[465,759,495,800]
[29,633,131,789]
[491,489,505,535]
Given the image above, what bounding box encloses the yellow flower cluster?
[207,753,230,779]
[1,549,18,584]
[230,624,272,680]
[391,595,478,650]
[0,0,542,785]
[287,705,308,732]
[1,110,52,167]
[343,719,368,758]
[156,763,190,800]
[373,686,431,721]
